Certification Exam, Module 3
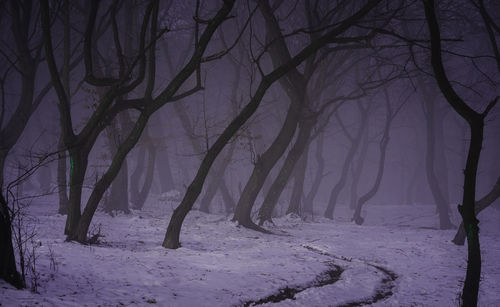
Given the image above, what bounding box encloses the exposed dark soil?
[239,245,398,306]
[240,261,343,306]
[304,245,398,307]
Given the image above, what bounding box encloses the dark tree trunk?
[198,142,236,213]
[0,193,24,289]
[57,136,69,215]
[232,99,301,228]
[324,103,368,219]
[104,115,131,214]
[104,159,130,214]
[233,0,308,229]
[452,176,500,245]
[303,133,325,215]
[64,149,87,236]
[40,0,231,242]
[257,117,314,224]
[287,143,309,217]
[423,2,498,304]
[163,80,276,248]
[172,102,235,214]
[57,0,71,215]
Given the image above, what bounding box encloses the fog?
[1,0,499,305]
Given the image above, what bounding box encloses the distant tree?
[419,82,454,229]
[324,101,370,219]
[352,84,405,225]
[129,128,157,210]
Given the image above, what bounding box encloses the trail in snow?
[240,261,343,306]
[303,245,398,307]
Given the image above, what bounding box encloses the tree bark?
[452,176,500,245]
[104,112,133,214]
[0,193,24,289]
[57,135,69,215]
[163,80,276,248]
[423,1,498,304]
[257,116,315,224]
[287,143,309,217]
[232,0,308,229]
[303,133,325,215]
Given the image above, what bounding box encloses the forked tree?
[423,1,499,305]
[41,0,237,242]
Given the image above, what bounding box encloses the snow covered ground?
[1,195,499,306]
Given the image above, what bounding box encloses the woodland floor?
[1,193,499,306]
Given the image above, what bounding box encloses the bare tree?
[162,0,388,248]
[352,84,405,224]
[41,0,236,242]
[423,1,499,304]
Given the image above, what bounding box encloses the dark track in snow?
[238,245,397,306]
[304,245,398,307]
[239,261,344,306]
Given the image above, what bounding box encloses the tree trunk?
[232,0,310,229]
[57,136,69,214]
[65,149,87,236]
[104,116,130,214]
[0,193,24,289]
[459,121,484,307]
[232,98,301,228]
[71,113,151,242]
[423,2,498,304]
[163,80,276,248]
[452,175,500,245]
[324,104,368,219]
[303,133,325,215]
[257,117,314,224]
[133,142,157,210]
[352,99,392,224]
[287,143,309,217]
[422,87,453,229]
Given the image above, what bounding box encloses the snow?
[1,197,499,306]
